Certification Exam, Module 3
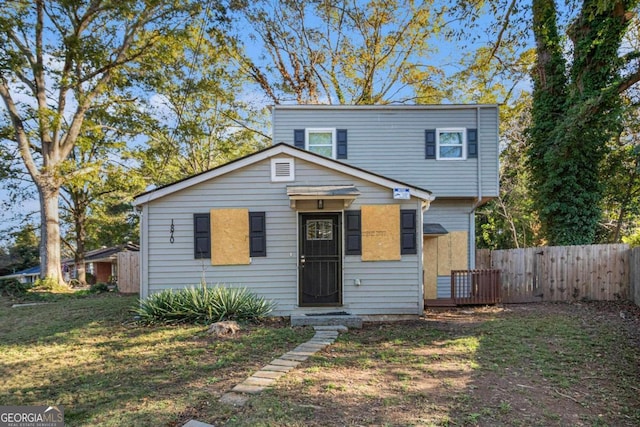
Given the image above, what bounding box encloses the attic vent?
[271,158,295,182]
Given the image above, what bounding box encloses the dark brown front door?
[299,213,342,306]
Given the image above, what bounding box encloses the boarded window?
[361,205,401,261]
[437,231,469,275]
[210,209,250,265]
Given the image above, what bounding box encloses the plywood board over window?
[210,208,250,265]
[437,231,469,275]
[361,204,401,261]
[423,237,438,299]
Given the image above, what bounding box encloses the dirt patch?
[217,301,640,426]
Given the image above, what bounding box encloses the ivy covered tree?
[527,0,640,245]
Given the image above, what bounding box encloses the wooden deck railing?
[451,269,501,305]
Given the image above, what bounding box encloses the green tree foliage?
[599,104,640,242]
[528,0,640,245]
[59,106,146,285]
[134,21,268,186]
[477,94,543,249]
[0,0,204,283]
[0,223,39,275]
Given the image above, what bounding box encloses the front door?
[299,213,342,306]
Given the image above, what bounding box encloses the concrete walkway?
[183,325,346,427]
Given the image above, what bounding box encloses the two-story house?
[132,105,499,317]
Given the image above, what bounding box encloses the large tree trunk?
[38,182,64,285]
[528,0,636,245]
[74,208,87,286]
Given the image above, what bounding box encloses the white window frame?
[436,128,466,160]
[306,128,336,159]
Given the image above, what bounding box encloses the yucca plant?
[134,284,276,325]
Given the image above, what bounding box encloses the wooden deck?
[425,270,502,308]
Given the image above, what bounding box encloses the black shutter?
[193,213,210,259]
[467,128,478,158]
[345,210,361,255]
[337,129,348,159]
[294,129,305,149]
[400,209,417,255]
[425,129,436,159]
[249,212,267,257]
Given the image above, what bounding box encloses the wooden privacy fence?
[117,251,140,294]
[476,244,630,303]
[451,270,501,305]
[631,247,640,306]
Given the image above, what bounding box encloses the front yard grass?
[1,294,639,426]
[0,293,313,426]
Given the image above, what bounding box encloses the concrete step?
[291,314,362,328]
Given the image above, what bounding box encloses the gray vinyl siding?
[424,199,475,299]
[273,105,499,198]
[142,156,423,316]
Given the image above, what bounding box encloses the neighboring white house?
[133,105,499,316]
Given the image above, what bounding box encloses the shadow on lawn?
[0,293,138,344]
[213,305,640,427]
[1,306,312,427]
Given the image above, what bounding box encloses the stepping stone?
[313,331,339,337]
[261,364,294,372]
[280,353,309,362]
[307,339,335,347]
[252,370,286,380]
[289,350,316,356]
[295,343,327,351]
[183,420,214,427]
[232,383,265,394]
[270,358,300,367]
[314,325,348,333]
[244,376,275,387]
[219,392,249,407]
[293,347,325,354]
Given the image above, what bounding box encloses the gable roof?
[0,265,41,280]
[64,243,140,265]
[133,143,434,206]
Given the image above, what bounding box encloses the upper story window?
[306,128,336,158]
[437,128,466,160]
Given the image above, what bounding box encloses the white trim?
[270,157,295,182]
[305,128,336,159]
[436,128,466,160]
[272,104,499,111]
[133,144,435,206]
[140,204,149,299]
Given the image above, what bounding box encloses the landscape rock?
[207,320,240,337]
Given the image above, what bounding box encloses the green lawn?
[0,294,313,426]
[1,294,639,426]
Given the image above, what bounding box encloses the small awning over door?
[287,185,360,209]
[423,223,449,236]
